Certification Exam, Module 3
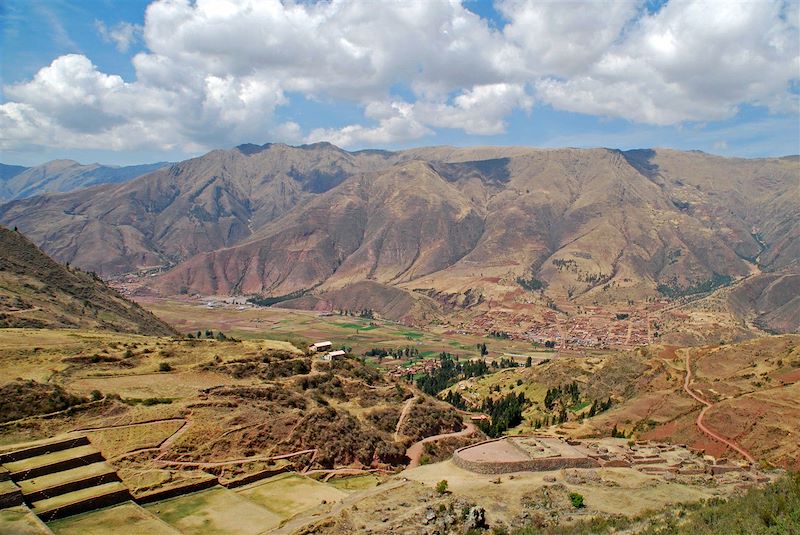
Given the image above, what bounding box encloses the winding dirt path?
[405,422,477,469]
[154,448,317,468]
[394,396,418,441]
[683,351,755,463]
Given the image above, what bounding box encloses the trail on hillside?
[405,422,477,469]
[394,396,418,442]
[682,351,755,463]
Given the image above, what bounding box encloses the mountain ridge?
[1,143,797,331]
[0,159,169,202]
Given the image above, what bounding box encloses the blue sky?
[1,0,798,166]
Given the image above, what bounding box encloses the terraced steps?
[4,445,103,480]
[31,481,131,521]
[0,479,24,508]
[0,436,89,464]
[17,462,119,503]
[0,435,132,522]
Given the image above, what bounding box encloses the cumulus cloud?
[534,0,800,124]
[95,20,142,53]
[1,0,797,153]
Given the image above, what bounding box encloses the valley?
[0,143,797,534]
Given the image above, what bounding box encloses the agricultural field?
[137,297,551,364]
[49,501,182,534]
[237,473,347,519]
[145,486,282,534]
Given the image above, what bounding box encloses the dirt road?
[394,396,417,442]
[683,351,755,463]
[405,422,477,469]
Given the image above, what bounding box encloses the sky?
[1,0,798,167]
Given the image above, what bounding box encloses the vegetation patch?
[0,380,87,423]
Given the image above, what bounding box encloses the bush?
[569,492,585,509]
[90,390,102,401]
[436,479,449,495]
[158,362,172,372]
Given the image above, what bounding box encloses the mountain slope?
[0,226,174,335]
[155,148,797,307]
[0,143,395,274]
[1,144,797,324]
[0,159,168,201]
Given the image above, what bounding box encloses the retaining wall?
[135,477,218,504]
[10,451,105,480]
[452,438,599,474]
[222,467,289,489]
[37,488,132,521]
[24,472,121,503]
[0,437,89,464]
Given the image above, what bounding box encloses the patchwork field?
[48,501,179,534]
[145,486,283,535]
[137,297,553,364]
[236,473,347,519]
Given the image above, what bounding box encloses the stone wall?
[452,439,599,474]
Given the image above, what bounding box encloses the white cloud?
[1,0,797,153]
[95,20,142,53]
[306,101,432,146]
[534,0,800,124]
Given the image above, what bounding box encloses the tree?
[526,356,532,367]
[435,480,449,495]
[569,492,585,508]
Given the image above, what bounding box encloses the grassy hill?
[0,226,174,336]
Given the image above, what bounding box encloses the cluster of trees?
[587,398,613,417]
[533,410,567,428]
[477,392,528,437]
[442,389,468,410]
[490,356,518,369]
[415,352,489,396]
[247,289,306,307]
[186,329,229,341]
[544,382,580,410]
[364,346,419,359]
[656,272,732,298]
[488,330,511,339]
[516,275,546,291]
[336,308,375,318]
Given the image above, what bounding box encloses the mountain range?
[0,159,168,201]
[1,142,797,331]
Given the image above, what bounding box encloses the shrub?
[158,362,172,372]
[569,492,585,509]
[90,390,102,401]
[436,479,449,495]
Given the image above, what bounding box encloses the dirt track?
[405,422,477,469]
[394,396,418,442]
[682,351,755,463]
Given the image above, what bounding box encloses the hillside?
[0,226,174,336]
[430,335,799,470]
[0,159,167,202]
[1,145,797,330]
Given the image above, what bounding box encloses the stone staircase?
[0,435,131,521]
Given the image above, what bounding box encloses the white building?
[309,341,333,352]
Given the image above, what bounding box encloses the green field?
[236,473,347,519]
[1,506,51,535]
[145,486,282,535]
[49,501,181,535]
[327,474,380,491]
